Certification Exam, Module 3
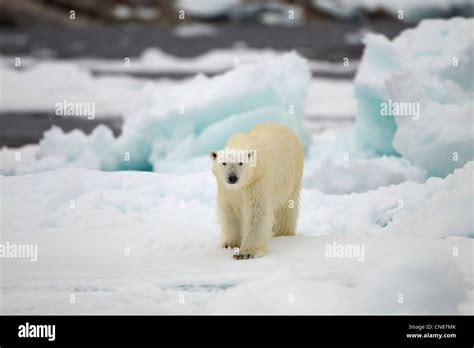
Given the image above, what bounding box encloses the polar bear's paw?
[223,242,240,249]
[232,247,264,260]
[233,253,255,260]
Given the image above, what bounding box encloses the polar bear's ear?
[210,150,218,160]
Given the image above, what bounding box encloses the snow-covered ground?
[1,164,472,314]
[1,18,473,314]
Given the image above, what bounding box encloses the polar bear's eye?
[239,162,243,166]
[222,162,226,166]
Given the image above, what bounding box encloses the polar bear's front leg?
[235,187,273,259]
[218,202,241,249]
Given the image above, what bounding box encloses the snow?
[305,78,356,118]
[230,2,304,26]
[312,0,474,22]
[300,129,427,194]
[83,47,356,76]
[174,0,304,25]
[352,247,466,314]
[101,47,281,74]
[1,47,284,76]
[113,5,133,20]
[134,7,159,21]
[173,24,218,37]
[354,17,474,177]
[175,0,240,19]
[0,60,159,116]
[301,161,473,239]
[1,162,472,314]
[303,154,427,194]
[113,4,159,20]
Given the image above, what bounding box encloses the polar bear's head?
[210,148,257,190]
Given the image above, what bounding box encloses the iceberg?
[354,17,474,177]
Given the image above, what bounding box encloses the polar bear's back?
[251,122,303,207]
[226,122,303,158]
[229,122,303,206]
[250,121,303,163]
[251,122,302,150]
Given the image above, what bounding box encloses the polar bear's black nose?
[228,175,238,184]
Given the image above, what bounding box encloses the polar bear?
[210,122,304,259]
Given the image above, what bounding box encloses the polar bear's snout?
[227,172,238,184]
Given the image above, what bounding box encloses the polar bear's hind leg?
[273,185,300,237]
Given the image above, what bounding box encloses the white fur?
[210,122,304,259]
